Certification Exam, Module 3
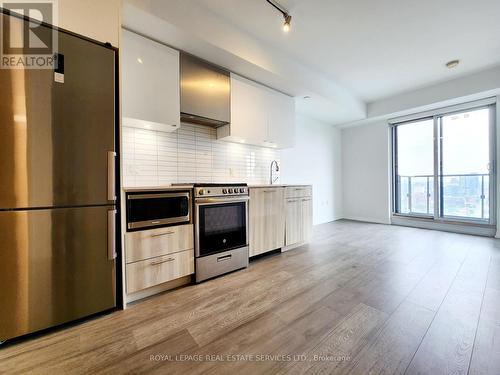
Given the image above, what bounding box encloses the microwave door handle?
[108,209,117,260]
[107,151,116,201]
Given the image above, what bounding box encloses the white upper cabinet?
[217,73,295,148]
[122,29,180,132]
[229,75,268,144]
[267,88,295,149]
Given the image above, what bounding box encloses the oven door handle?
[195,197,250,205]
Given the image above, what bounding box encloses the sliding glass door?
[393,105,495,225]
[440,108,491,220]
[394,118,434,216]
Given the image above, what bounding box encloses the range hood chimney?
[180,53,230,127]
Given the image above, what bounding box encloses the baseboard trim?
[342,215,391,225]
[282,241,308,252]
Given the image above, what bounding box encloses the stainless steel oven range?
[194,183,249,282]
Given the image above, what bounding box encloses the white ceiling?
[196,0,500,102]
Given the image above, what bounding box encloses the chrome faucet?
[270,160,280,184]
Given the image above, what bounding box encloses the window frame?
[390,101,497,229]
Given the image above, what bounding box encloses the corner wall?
[341,121,391,224]
[281,114,343,225]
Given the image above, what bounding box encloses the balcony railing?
[397,173,490,220]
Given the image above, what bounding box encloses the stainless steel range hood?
[180,53,230,127]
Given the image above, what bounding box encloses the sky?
[397,108,490,176]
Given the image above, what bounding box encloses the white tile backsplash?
[122,123,281,187]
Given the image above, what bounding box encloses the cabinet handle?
[151,232,175,237]
[302,198,312,202]
[287,199,299,202]
[263,190,276,193]
[294,188,305,191]
[150,258,175,265]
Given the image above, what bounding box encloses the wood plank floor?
[1,220,500,374]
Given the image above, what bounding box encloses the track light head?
[283,14,291,32]
[266,0,292,33]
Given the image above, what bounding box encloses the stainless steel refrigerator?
[0,13,118,342]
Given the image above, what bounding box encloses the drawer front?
[285,186,312,199]
[125,224,194,263]
[126,249,194,293]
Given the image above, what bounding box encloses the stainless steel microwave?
[126,191,191,231]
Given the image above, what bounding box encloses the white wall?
[57,0,121,46]
[341,121,391,224]
[281,114,343,225]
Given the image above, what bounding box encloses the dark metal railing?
[397,173,489,219]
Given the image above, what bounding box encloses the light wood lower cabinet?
[124,224,195,295]
[284,187,313,250]
[285,198,303,246]
[301,197,313,242]
[249,187,285,257]
[126,249,194,294]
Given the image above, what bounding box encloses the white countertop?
[248,184,312,188]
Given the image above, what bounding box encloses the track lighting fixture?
[266,0,292,32]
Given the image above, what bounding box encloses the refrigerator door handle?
[108,209,117,260]
[107,151,117,201]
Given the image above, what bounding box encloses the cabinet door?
[285,198,303,246]
[268,89,295,149]
[249,188,285,256]
[230,74,268,143]
[122,29,180,131]
[301,197,313,242]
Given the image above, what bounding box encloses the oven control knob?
[222,189,227,194]
[199,189,205,195]
[240,188,245,193]
[228,188,234,194]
